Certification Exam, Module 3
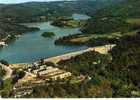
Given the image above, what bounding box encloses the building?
[28,64,72,81]
[38,67,59,76]
[38,67,72,80]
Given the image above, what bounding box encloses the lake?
[0,14,90,64]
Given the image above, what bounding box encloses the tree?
[0,65,6,78]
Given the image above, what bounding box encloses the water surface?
[0,14,89,64]
[72,13,91,20]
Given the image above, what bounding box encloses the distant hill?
[0,0,123,42]
[0,0,122,23]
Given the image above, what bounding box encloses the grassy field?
[127,18,140,25]
[67,30,138,45]
[70,35,93,43]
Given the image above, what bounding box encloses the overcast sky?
[0,0,74,4]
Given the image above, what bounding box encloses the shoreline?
[10,44,116,68]
[44,44,116,64]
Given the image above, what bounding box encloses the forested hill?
[92,0,140,18]
[0,0,122,23]
[82,0,140,34]
[0,19,39,42]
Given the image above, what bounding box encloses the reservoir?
[0,14,90,63]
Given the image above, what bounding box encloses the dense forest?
[82,0,140,34]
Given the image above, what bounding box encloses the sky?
[0,0,74,4]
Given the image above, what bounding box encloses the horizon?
[0,0,76,4]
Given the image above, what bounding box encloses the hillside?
[108,31,140,97]
[82,0,140,34]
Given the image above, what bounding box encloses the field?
[127,18,140,25]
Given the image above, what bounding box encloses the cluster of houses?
[26,62,72,81]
